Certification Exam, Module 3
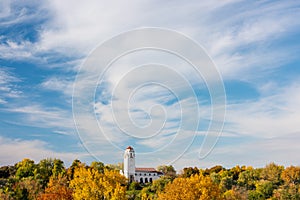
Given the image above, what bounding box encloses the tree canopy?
[0,159,299,200]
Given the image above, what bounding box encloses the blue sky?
[0,0,300,170]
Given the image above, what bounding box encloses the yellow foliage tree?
[70,167,126,200]
[157,173,221,200]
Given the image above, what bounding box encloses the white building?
[122,146,163,183]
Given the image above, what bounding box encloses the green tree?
[15,159,36,179]
[90,161,105,173]
[220,175,234,191]
[34,158,54,188]
[237,167,260,190]
[248,190,264,200]
[0,166,16,179]
[52,159,66,177]
[150,176,172,193]
[255,180,274,199]
[157,165,176,178]
[106,163,123,171]
[206,165,224,175]
[180,167,199,178]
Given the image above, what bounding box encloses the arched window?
[145,178,148,183]
[150,178,153,183]
[140,178,143,183]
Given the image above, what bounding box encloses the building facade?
[122,146,163,183]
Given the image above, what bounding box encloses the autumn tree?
[273,165,300,199]
[223,186,248,200]
[67,159,84,180]
[38,174,73,200]
[281,166,300,185]
[70,167,126,200]
[14,177,43,200]
[157,173,221,200]
[260,163,284,186]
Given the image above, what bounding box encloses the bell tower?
[123,146,135,182]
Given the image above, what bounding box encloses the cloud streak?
[0,136,86,166]
[0,0,299,168]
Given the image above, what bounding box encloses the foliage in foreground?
[0,158,299,200]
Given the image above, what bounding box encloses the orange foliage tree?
[38,174,73,200]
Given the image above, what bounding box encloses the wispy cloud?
[0,67,22,104]
[2,104,74,131]
[0,0,299,168]
[40,76,74,97]
[225,81,300,138]
[0,136,86,166]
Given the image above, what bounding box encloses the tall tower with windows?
[123,146,135,182]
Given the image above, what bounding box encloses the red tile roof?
[126,146,133,150]
[135,167,157,172]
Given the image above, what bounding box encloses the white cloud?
[0,68,22,103]
[0,40,35,59]
[0,136,83,166]
[1,0,300,169]
[3,104,75,131]
[1,0,298,77]
[40,76,74,97]
[224,82,300,138]
[208,134,300,168]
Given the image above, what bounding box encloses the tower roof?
[126,146,133,150]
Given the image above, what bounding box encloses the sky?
[0,0,300,170]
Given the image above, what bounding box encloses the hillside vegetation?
[0,159,299,199]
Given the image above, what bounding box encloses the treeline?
[0,159,299,200]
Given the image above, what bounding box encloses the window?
[144,173,146,176]
[140,178,143,183]
[135,173,137,176]
[145,178,148,183]
[149,173,151,176]
[150,178,153,183]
